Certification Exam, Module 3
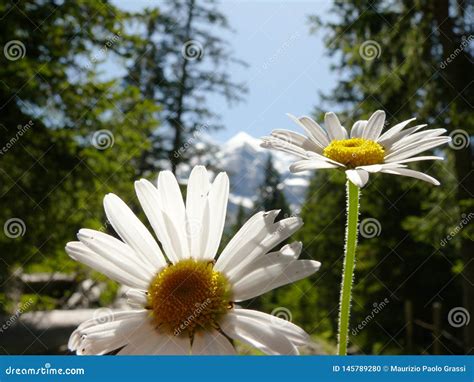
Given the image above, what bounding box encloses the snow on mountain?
[177,131,311,220]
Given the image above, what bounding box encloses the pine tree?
[255,154,292,219]
[125,0,247,174]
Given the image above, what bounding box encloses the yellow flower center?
[148,258,232,337]
[323,138,385,168]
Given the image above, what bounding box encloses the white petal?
[350,120,367,138]
[377,117,416,144]
[185,166,211,259]
[384,137,451,162]
[154,334,191,355]
[388,129,447,152]
[157,171,189,259]
[192,330,236,355]
[345,169,369,187]
[289,159,341,172]
[362,110,385,140]
[66,242,148,289]
[232,260,321,301]
[387,156,444,164]
[232,309,311,345]
[356,163,406,173]
[286,114,330,147]
[271,129,323,153]
[325,112,348,141]
[381,168,440,185]
[219,215,303,280]
[204,172,229,260]
[77,229,155,280]
[69,310,148,354]
[229,242,303,284]
[118,323,161,355]
[125,288,148,307]
[215,210,280,274]
[261,136,312,159]
[103,194,166,269]
[221,310,298,355]
[134,179,179,263]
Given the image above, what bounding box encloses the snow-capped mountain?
[178,131,310,219]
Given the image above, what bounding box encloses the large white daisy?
[261,110,451,187]
[66,166,320,355]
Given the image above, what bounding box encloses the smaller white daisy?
[66,166,321,355]
[261,110,451,187]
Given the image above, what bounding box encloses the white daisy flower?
[261,110,451,187]
[66,166,321,355]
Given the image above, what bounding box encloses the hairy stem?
[337,180,360,355]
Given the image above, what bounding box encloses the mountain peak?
[224,131,262,151]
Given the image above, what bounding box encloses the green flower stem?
[337,180,360,356]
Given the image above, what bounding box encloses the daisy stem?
[337,180,360,356]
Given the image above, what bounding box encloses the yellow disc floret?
[323,138,385,168]
[148,258,232,337]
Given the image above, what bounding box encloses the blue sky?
[111,0,336,143]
